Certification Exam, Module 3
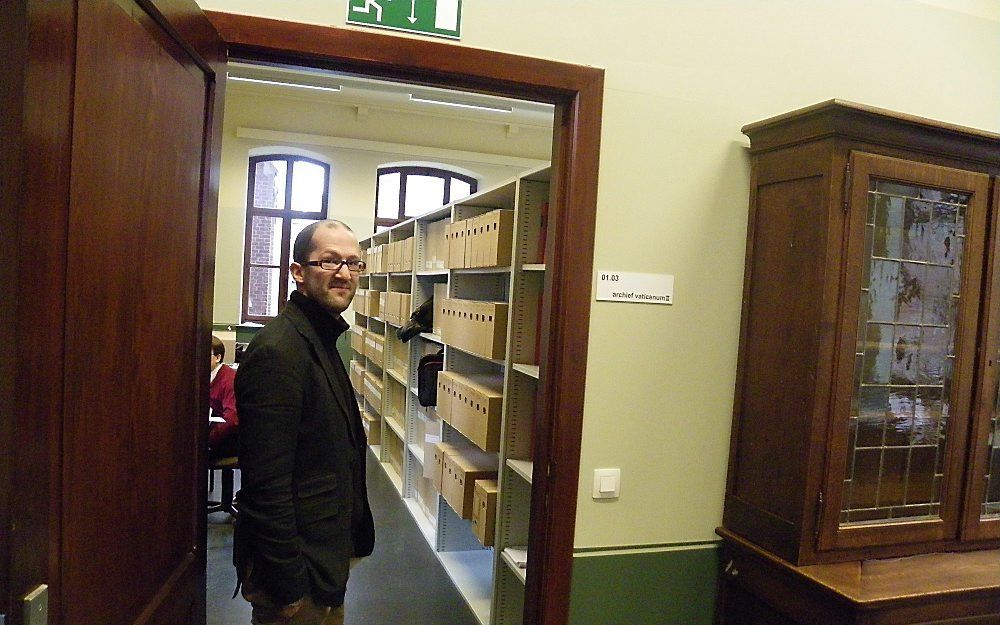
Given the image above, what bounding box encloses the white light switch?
[592,468,620,499]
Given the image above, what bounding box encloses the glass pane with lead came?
[841,180,969,526]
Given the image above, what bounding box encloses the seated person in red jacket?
[209,335,239,460]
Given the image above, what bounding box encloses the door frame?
[205,12,604,625]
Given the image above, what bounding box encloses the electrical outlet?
[23,585,47,625]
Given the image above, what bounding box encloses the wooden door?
[3,1,224,623]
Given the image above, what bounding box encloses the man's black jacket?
[234,292,375,607]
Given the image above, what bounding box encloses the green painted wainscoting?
[568,542,720,625]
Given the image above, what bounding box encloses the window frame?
[241,154,330,323]
[374,165,477,230]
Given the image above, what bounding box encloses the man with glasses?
[234,219,375,625]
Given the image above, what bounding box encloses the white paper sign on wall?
[595,270,674,305]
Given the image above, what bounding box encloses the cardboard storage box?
[386,329,408,375]
[471,479,498,547]
[441,446,498,520]
[433,283,447,336]
[350,325,365,353]
[362,371,383,414]
[386,428,403,476]
[435,370,457,423]
[379,291,388,319]
[362,411,381,445]
[430,441,459,491]
[401,237,414,272]
[366,290,381,318]
[448,373,503,452]
[349,360,366,391]
[469,209,513,268]
[388,240,399,273]
[422,434,441,480]
[398,293,411,326]
[440,298,509,360]
[387,378,406,424]
[446,221,468,268]
[365,332,385,368]
[425,220,449,270]
[353,289,368,316]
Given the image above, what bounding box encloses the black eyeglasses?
[303,259,367,273]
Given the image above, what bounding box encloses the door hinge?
[814,491,824,540]
[842,162,852,213]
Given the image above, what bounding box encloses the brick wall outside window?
[243,156,328,322]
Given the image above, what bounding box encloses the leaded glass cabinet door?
[963,184,1000,542]
[819,152,992,552]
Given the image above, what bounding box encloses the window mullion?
[398,172,408,222]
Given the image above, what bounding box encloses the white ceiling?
[226,61,555,130]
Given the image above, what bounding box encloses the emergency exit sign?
[347,0,462,39]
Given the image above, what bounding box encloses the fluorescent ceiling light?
[409,94,513,113]
[227,74,342,92]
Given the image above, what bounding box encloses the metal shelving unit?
[349,165,550,625]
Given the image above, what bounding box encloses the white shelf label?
[595,270,674,305]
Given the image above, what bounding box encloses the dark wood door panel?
[62,1,209,623]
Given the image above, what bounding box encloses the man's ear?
[289,262,305,286]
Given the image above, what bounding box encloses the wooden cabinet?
[716,528,1000,625]
[720,100,1000,625]
[723,100,1000,566]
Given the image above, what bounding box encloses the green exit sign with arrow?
[347,0,462,39]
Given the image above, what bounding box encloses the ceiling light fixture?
[227,75,342,92]
[409,94,513,113]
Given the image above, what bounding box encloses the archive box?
[433,283,447,336]
[468,210,513,268]
[365,289,381,319]
[441,446,499,520]
[386,329,408,375]
[435,370,457,423]
[446,221,468,268]
[390,240,400,273]
[472,479,498,547]
[422,434,441,480]
[364,332,385,369]
[431,441,460,491]
[398,293,411,326]
[400,237,414,272]
[387,379,406,425]
[379,292,388,320]
[386,428,403,477]
[350,325,365,353]
[353,289,368,316]
[349,360,365,391]
[362,411,381,446]
[362,372,383,414]
[425,220,449,270]
[440,298,509,360]
[448,372,504,452]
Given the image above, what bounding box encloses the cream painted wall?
[200,0,1000,549]
[214,85,550,324]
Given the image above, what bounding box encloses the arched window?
[242,154,330,322]
[375,165,478,231]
